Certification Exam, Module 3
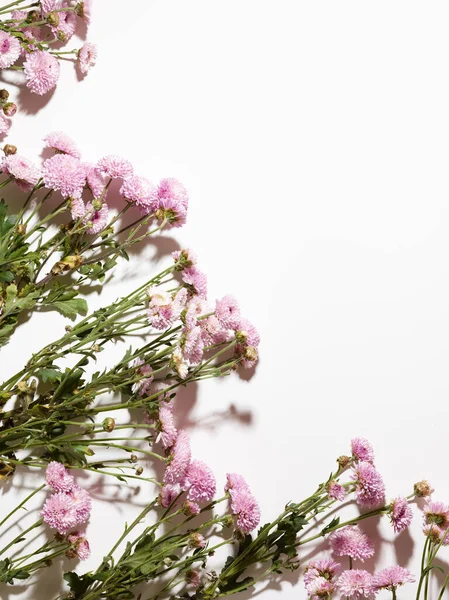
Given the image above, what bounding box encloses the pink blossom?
[159,483,181,508]
[43,131,81,159]
[351,437,375,464]
[329,526,375,562]
[225,473,251,495]
[200,315,232,346]
[327,480,346,502]
[189,532,206,548]
[78,42,97,75]
[306,576,336,599]
[163,430,191,485]
[337,569,375,599]
[182,325,204,364]
[47,1,77,41]
[237,318,260,348]
[182,268,207,298]
[215,295,241,330]
[69,485,92,524]
[351,461,386,508]
[0,32,21,68]
[226,473,260,533]
[120,175,157,209]
[86,162,108,199]
[67,531,90,561]
[186,569,201,587]
[96,155,133,180]
[372,566,415,592]
[389,497,413,533]
[147,288,178,330]
[24,50,60,95]
[78,0,93,25]
[172,248,197,270]
[158,403,178,449]
[131,358,154,397]
[184,460,216,504]
[304,558,341,594]
[41,492,78,534]
[83,201,109,234]
[3,155,40,192]
[423,500,449,544]
[152,177,189,227]
[45,461,75,493]
[235,318,261,369]
[183,500,200,516]
[0,113,10,136]
[70,197,86,220]
[43,154,86,199]
[172,346,189,379]
[185,296,206,330]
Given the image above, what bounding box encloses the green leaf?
[0,271,13,283]
[10,569,30,580]
[322,516,340,536]
[38,368,62,383]
[53,297,88,318]
[0,200,17,239]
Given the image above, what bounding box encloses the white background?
[2,1,449,598]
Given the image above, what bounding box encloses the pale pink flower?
[183,499,200,516]
[159,483,181,508]
[304,558,341,593]
[78,42,97,75]
[47,2,77,41]
[389,497,413,533]
[152,177,189,227]
[372,566,415,592]
[184,460,216,504]
[69,485,92,524]
[43,154,86,199]
[338,569,375,599]
[172,346,189,379]
[83,201,109,234]
[163,430,191,485]
[46,461,75,493]
[67,531,90,561]
[351,461,386,508]
[147,288,177,330]
[96,155,133,180]
[24,50,60,95]
[0,31,21,68]
[43,131,81,159]
[226,473,260,533]
[189,532,206,548]
[158,403,177,449]
[215,295,241,329]
[0,113,10,136]
[172,248,197,270]
[327,480,346,502]
[186,569,201,587]
[185,296,206,330]
[70,197,86,220]
[200,315,232,346]
[132,358,154,397]
[86,162,108,199]
[237,318,260,348]
[41,492,78,534]
[182,325,204,364]
[158,178,188,209]
[306,576,336,599]
[329,526,375,562]
[182,268,207,298]
[40,0,60,15]
[120,175,157,209]
[423,500,449,544]
[78,0,93,25]
[351,437,375,464]
[225,473,251,495]
[3,155,40,192]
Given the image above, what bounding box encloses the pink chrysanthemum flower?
[85,162,108,199]
[96,155,133,180]
[164,430,191,485]
[0,113,10,136]
[70,197,86,220]
[46,461,75,493]
[189,532,206,548]
[338,569,375,599]
[185,296,206,330]
[237,318,260,348]
[225,472,251,494]
[83,201,109,234]
[184,460,216,504]
[131,358,154,397]
[43,131,81,159]
[69,485,92,524]
[158,403,178,449]
[389,496,413,533]
[304,558,341,593]
[41,492,78,534]
[3,155,40,192]
[67,531,91,561]
[24,50,60,95]
[43,154,86,199]
[186,569,201,587]
[306,575,336,599]
[183,500,201,516]
[46,1,76,41]
[226,473,260,533]
[78,42,97,75]
[182,268,208,298]
[78,0,93,25]
[329,526,375,562]
[351,437,375,464]
[215,295,241,330]
[200,315,232,346]
[182,325,204,365]
[0,31,21,69]
[423,500,449,544]
[120,175,157,209]
[159,483,181,508]
[372,566,415,592]
[172,248,197,270]
[351,461,386,508]
[158,178,189,209]
[152,177,188,227]
[327,480,346,502]
[147,288,176,330]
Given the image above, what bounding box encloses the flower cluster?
[225,472,261,534]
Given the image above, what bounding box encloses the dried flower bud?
[135,466,143,476]
[102,417,115,433]
[3,102,16,117]
[188,532,206,549]
[0,89,9,101]
[186,570,200,586]
[182,500,200,516]
[337,455,351,469]
[3,144,16,156]
[65,325,73,332]
[130,454,138,463]
[57,30,67,42]
[75,2,86,19]
[243,346,258,361]
[414,480,433,498]
[92,198,102,211]
[235,330,248,344]
[163,557,173,566]
[65,548,77,559]
[16,223,26,235]
[27,10,40,22]
[17,380,29,393]
[47,11,59,26]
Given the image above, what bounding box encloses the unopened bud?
[47,11,59,26]
[57,30,67,42]
[222,514,234,528]
[414,480,433,498]
[243,346,258,361]
[130,454,138,463]
[92,198,102,211]
[65,325,73,332]
[65,548,77,559]
[182,500,200,516]
[3,102,16,117]
[163,557,173,566]
[235,330,248,344]
[135,466,143,476]
[337,455,351,469]
[188,532,206,549]
[16,223,26,235]
[0,89,9,101]
[4,144,17,156]
[27,10,40,22]
[102,417,115,433]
